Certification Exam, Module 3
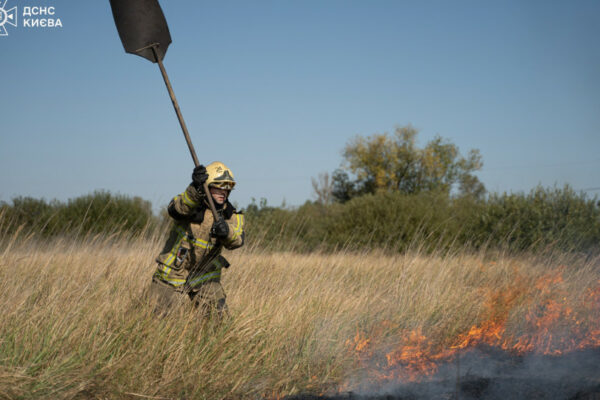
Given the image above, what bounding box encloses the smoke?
[284,257,600,400]
[288,346,600,400]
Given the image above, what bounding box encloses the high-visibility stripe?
[187,269,221,288]
[155,223,216,285]
[155,262,222,288]
[174,226,213,250]
[230,214,244,241]
[190,236,211,249]
[181,190,198,207]
[187,256,225,287]
[163,229,187,269]
[236,214,244,233]
[157,263,174,276]
[153,271,186,287]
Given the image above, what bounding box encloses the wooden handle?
[151,45,220,221]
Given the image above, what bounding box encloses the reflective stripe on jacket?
[154,184,245,289]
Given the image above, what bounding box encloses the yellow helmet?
[206,161,236,190]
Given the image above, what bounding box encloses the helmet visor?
[210,181,235,190]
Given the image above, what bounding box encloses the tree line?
[2,125,598,253]
[246,185,600,253]
[0,191,157,238]
[263,125,599,253]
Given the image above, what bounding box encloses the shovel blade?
[109,0,172,63]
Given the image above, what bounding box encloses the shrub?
[2,186,598,253]
[245,186,600,254]
[0,191,158,238]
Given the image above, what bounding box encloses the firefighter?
[148,161,245,318]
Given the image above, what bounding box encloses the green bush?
[473,186,600,251]
[244,198,322,251]
[0,191,157,238]
[2,186,598,253]
[245,186,600,253]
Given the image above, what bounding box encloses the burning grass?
[0,227,599,399]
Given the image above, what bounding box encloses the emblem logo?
[0,0,17,36]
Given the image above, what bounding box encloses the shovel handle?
[151,45,220,221]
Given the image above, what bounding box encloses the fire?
[346,269,600,385]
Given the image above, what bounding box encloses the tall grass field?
[1,217,599,399]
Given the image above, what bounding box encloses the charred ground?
[288,347,600,400]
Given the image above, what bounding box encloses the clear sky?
[1,0,599,211]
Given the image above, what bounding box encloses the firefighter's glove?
[192,165,209,189]
[211,218,229,239]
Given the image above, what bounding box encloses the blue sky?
[1,0,599,211]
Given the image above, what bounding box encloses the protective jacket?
[153,184,244,291]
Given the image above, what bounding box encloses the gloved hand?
[192,165,208,188]
[211,218,229,239]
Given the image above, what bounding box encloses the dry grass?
[0,227,599,399]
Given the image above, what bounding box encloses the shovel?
[109,0,219,220]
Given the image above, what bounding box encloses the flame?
[346,269,600,385]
